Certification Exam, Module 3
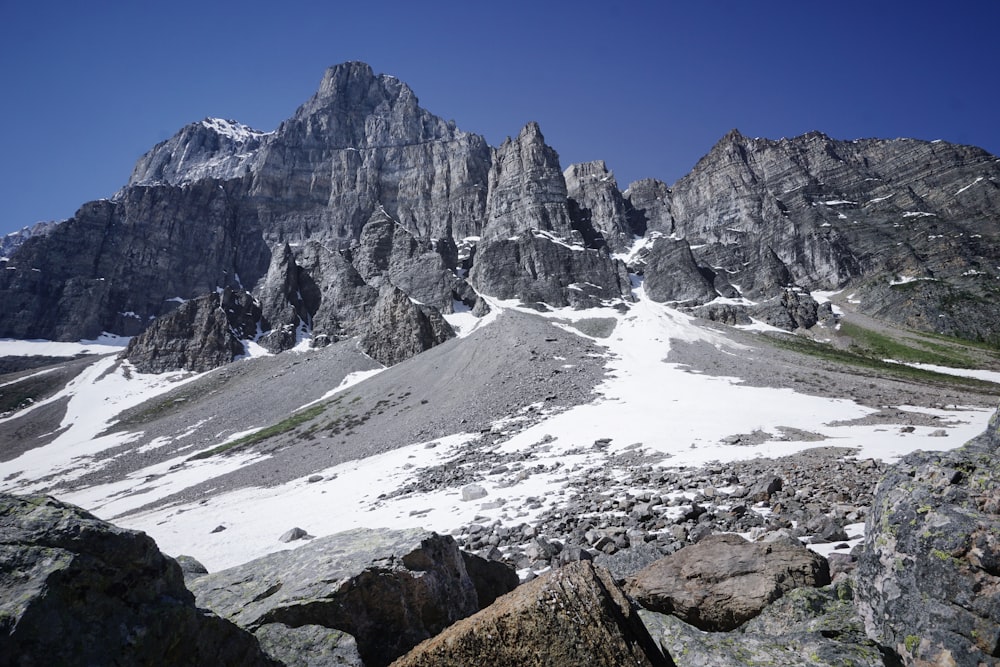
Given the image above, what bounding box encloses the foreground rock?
[626,533,831,631]
[856,406,1000,665]
[0,494,273,666]
[640,584,889,666]
[189,527,517,667]
[390,560,672,666]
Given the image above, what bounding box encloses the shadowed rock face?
[123,287,261,373]
[357,283,455,366]
[664,129,1000,340]
[390,560,673,667]
[0,494,275,667]
[856,405,1000,666]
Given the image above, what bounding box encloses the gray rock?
[188,527,508,667]
[123,287,262,373]
[349,207,462,312]
[460,483,487,501]
[626,533,830,631]
[0,493,274,666]
[855,404,1000,666]
[640,236,717,304]
[749,288,821,330]
[357,282,454,366]
[389,561,671,667]
[482,122,575,243]
[278,527,312,542]
[624,178,674,236]
[254,623,364,667]
[565,160,636,252]
[469,232,633,309]
[640,603,889,667]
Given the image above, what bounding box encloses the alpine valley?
[3,62,1000,666]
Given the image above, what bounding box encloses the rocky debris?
[437,446,881,583]
[855,405,1000,666]
[188,527,518,667]
[626,533,831,631]
[357,282,454,366]
[565,160,636,252]
[389,560,672,667]
[639,583,890,666]
[0,494,274,666]
[123,287,262,373]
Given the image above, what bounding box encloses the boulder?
[390,560,672,666]
[640,584,890,667]
[626,533,830,631]
[855,405,1000,666]
[254,623,363,667]
[188,527,517,667]
[0,494,274,666]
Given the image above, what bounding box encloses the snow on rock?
[200,118,271,142]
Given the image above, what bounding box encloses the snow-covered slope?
[2,287,994,571]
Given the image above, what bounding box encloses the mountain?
[2,61,1000,663]
[3,61,998,372]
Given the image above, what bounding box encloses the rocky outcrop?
[855,405,1000,666]
[123,287,261,373]
[669,129,1000,340]
[3,62,999,354]
[0,184,271,342]
[0,494,274,667]
[349,207,461,312]
[357,283,454,366]
[483,122,575,242]
[249,62,491,245]
[625,178,673,236]
[640,582,890,667]
[470,232,633,309]
[565,160,636,252]
[639,237,717,304]
[626,533,831,631]
[128,117,270,187]
[390,560,672,667]
[189,527,516,667]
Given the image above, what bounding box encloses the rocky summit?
[2,61,1000,666]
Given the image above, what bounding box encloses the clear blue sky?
[2,1,998,237]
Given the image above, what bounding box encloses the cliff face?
[663,130,1000,338]
[1,63,999,369]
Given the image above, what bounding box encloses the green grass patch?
[188,403,330,460]
[839,322,978,368]
[766,333,1000,395]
